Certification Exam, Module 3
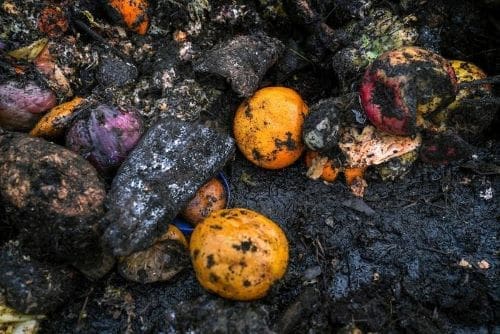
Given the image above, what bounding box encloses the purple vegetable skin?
[0,81,57,131]
[66,104,144,174]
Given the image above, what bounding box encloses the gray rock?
[302,98,341,152]
[102,119,235,256]
[193,34,284,97]
[97,56,138,87]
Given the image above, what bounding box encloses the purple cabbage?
[66,104,144,174]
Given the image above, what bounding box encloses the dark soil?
[40,147,499,333]
[0,0,499,333]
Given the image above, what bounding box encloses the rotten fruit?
[359,46,458,136]
[190,208,289,301]
[233,87,309,169]
[181,177,227,225]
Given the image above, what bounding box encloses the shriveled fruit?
[30,97,85,138]
[181,178,227,225]
[190,208,289,300]
[359,46,457,135]
[233,87,309,169]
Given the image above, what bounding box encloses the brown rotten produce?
[0,130,113,280]
[359,46,458,136]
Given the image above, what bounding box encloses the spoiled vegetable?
[0,81,56,131]
[66,104,144,176]
[0,132,112,279]
[118,238,189,284]
[102,119,235,256]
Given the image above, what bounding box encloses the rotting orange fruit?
[181,177,227,225]
[108,0,149,35]
[158,224,188,248]
[190,208,289,301]
[30,97,85,138]
[304,150,339,182]
[233,87,309,169]
[344,167,367,198]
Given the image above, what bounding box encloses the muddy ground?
[1,0,499,333]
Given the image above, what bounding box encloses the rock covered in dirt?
[102,119,235,256]
[302,98,341,152]
[152,79,221,122]
[96,56,138,88]
[193,34,284,97]
[0,131,112,279]
[166,295,274,333]
[0,241,78,314]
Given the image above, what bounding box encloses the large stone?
[193,34,284,97]
[102,119,235,256]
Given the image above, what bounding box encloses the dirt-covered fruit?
[190,208,289,300]
[359,46,457,135]
[233,87,309,169]
[65,104,143,175]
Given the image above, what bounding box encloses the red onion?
[66,104,144,175]
[0,81,57,131]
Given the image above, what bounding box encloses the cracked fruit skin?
[190,208,289,301]
[359,46,457,136]
[233,87,309,169]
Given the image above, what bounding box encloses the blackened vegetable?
[102,119,235,256]
[0,132,112,279]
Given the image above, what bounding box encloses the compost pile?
[0,0,499,333]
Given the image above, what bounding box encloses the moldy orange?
[233,87,309,169]
[190,208,289,300]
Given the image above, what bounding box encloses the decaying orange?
[108,0,149,35]
[181,177,227,225]
[233,87,309,169]
[30,97,85,138]
[190,208,289,300]
[304,150,339,182]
